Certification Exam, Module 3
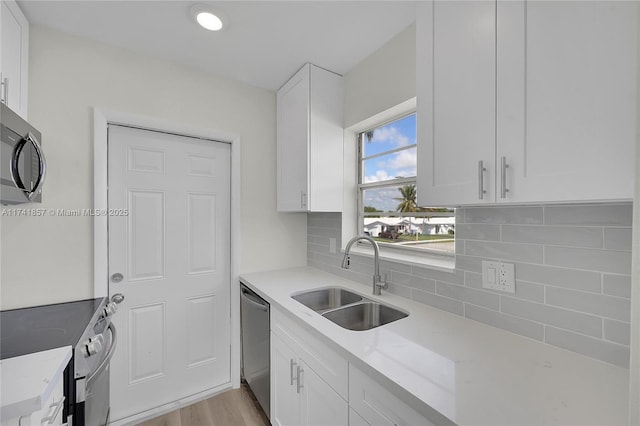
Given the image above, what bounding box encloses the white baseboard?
[108,382,236,426]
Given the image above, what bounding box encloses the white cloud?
[364,170,392,183]
[387,149,416,171]
[371,126,412,148]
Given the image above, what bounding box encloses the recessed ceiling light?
[191,4,226,32]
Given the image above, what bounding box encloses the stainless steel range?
[0,295,123,425]
[73,294,123,426]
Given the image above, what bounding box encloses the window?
[358,113,455,254]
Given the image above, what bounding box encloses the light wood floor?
[137,383,270,426]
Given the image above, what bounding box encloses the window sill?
[347,245,455,273]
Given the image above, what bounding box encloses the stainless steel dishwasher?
[240,283,270,419]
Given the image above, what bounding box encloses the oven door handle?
[87,323,117,385]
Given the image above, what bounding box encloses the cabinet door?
[299,360,348,426]
[349,365,434,426]
[0,0,28,119]
[497,0,637,203]
[16,378,65,426]
[270,332,301,426]
[277,66,310,212]
[417,0,496,206]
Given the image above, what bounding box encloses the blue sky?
[362,114,416,212]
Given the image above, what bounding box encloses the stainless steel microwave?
[1,103,46,205]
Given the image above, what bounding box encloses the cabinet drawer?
[272,308,348,400]
[349,365,433,426]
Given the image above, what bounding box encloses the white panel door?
[416,0,496,206]
[108,125,231,421]
[497,0,637,203]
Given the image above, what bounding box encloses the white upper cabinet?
[0,0,29,119]
[417,1,496,206]
[497,0,637,203]
[277,63,344,212]
[417,0,638,206]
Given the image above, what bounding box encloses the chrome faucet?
[341,235,388,296]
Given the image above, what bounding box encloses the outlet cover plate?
[482,261,515,293]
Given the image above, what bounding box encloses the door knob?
[110,273,124,283]
[111,293,125,304]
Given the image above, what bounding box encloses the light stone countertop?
[0,346,72,421]
[240,266,629,426]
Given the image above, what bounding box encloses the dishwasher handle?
[241,287,268,312]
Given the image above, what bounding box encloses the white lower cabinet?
[271,307,434,426]
[0,379,65,426]
[271,308,348,426]
[21,381,65,425]
[349,365,434,426]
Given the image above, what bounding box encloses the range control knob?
[84,334,104,357]
[103,302,118,318]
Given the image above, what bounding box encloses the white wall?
[344,23,415,128]
[629,4,640,422]
[0,26,307,310]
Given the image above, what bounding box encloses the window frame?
[355,111,455,258]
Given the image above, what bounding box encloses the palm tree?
[394,184,421,239]
[395,184,418,213]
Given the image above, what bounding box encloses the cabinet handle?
[478,160,487,200]
[296,365,303,394]
[290,359,297,386]
[41,396,65,424]
[500,156,509,199]
[300,192,307,209]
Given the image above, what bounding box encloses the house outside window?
[358,113,455,254]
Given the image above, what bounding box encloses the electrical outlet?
[482,261,515,293]
[329,237,336,254]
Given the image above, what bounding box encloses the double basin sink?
[291,287,408,331]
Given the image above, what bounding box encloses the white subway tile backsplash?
[465,240,544,264]
[411,289,464,316]
[464,304,544,341]
[390,270,436,292]
[380,260,412,274]
[436,281,500,310]
[454,255,483,273]
[544,204,633,226]
[514,263,602,293]
[307,202,632,367]
[385,282,413,299]
[545,326,630,368]
[604,228,633,251]
[545,287,631,322]
[412,266,465,285]
[545,246,632,274]
[604,319,631,346]
[603,274,632,298]
[501,297,603,338]
[465,206,543,224]
[501,225,603,248]
[455,224,501,241]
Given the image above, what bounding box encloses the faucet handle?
[379,274,389,290]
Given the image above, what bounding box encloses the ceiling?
[18,1,417,91]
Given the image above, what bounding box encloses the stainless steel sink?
[291,287,363,313]
[321,302,408,331]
